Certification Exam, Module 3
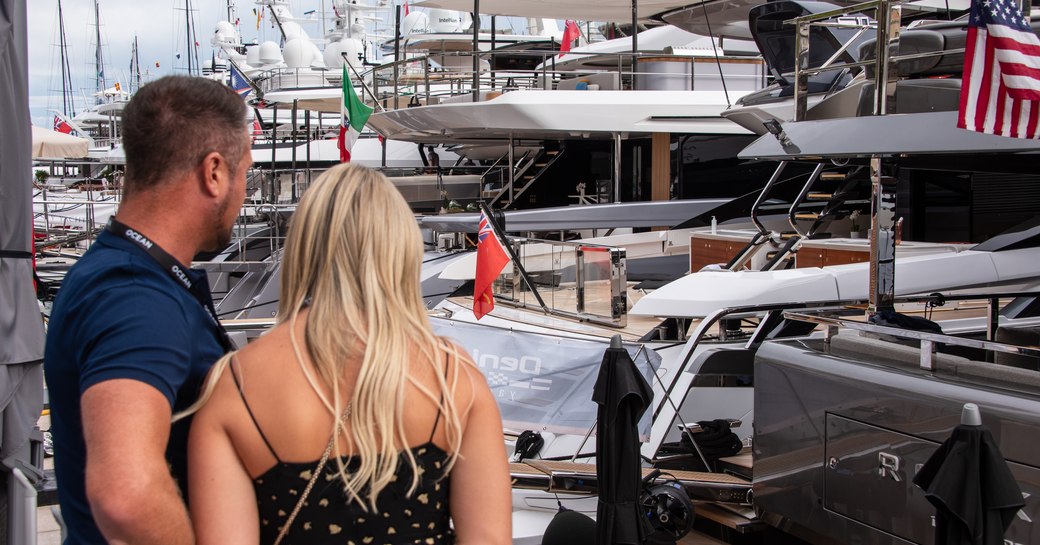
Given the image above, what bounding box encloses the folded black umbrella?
[913,417,1025,545]
[593,336,654,545]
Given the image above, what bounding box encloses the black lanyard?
[106,218,233,352]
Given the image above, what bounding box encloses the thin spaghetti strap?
[230,358,283,463]
[428,344,451,444]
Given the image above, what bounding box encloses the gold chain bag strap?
[273,402,352,545]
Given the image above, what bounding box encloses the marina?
[5,0,1040,543]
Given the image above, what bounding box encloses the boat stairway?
[766,165,872,270]
[487,141,567,209]
[787,166,871,241]
[726,162,871,272]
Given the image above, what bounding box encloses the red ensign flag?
[560,20,581,56]
[473,210,510,320]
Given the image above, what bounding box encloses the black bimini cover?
[750,1,873,93]
[913,424,1025,545]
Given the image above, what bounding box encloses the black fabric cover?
[683,420,743,464]
[913,425,1025,545]
[542,509,596,545]
[869,309,944,334]
[593,345,654,545]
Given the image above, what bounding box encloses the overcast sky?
[26,1,542,127]
[26,1,314,127]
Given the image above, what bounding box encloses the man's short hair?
[121,76,248,193]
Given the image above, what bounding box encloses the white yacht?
[397,1,1040,542]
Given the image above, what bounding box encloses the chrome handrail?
[783,311,1040,370]
[651,290,1040,416]
[492,237,628,328]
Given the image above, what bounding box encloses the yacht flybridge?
[394,0,1040,542]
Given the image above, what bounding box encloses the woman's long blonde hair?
[180,164,465,510]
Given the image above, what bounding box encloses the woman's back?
[251,439,453,545]
[190,312,481,544]
[187,164,511,545]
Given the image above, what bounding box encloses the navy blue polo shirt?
[44,229,226,545]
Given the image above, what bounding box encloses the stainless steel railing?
[492,237,628,328]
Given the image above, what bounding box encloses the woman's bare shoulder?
[436,339,490,407]
[234,321,295,367]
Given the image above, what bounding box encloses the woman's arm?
[449,365,512,545]
[188,373,260,545]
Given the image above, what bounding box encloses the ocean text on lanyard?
[106,218,233,352]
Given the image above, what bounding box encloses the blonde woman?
[183,164,512,545]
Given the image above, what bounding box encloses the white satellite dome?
[282,38,313,68]
[258,41,283,65]
[323,41,344,69]
[401,11,430,35]
[428,9,465,33]
[212,21,238,47]
[340,39,362,69]
[245,45,261,66]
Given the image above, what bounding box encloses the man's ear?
[199,151,226,198]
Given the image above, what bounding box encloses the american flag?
[959,0,1040,138]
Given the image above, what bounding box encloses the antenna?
[697,1,732,107]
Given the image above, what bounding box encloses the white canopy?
[413,0,691,22]
[31,125,90,159]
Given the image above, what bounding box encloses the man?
[44,76,251,545]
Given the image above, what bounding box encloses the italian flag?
[338,66,374,162]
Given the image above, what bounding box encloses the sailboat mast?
[131,36,141,93]
[94,0,105,104]
[185,0,194,75]
[189,0,202,75]
[57,0,75,116]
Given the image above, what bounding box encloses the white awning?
[31,126,90,159]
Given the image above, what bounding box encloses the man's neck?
[115,203,201,266]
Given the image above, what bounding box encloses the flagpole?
[226,56,263,98]
[343,56,386,112]
[476,201,550,313]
